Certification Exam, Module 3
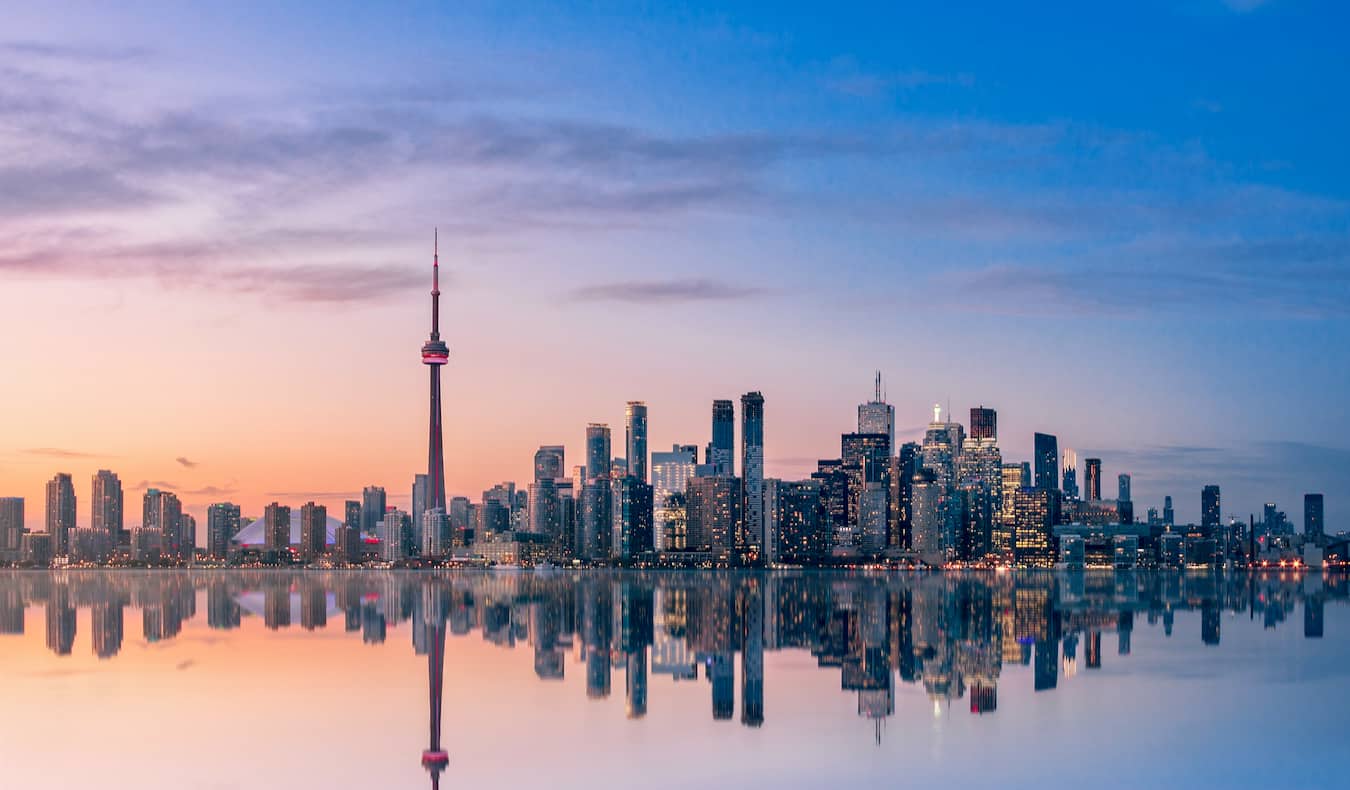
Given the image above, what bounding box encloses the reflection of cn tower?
[422,231,450,513]
[422,604,449,787]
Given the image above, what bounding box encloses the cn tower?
[422,231,449,514]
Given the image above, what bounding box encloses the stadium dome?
[231,511,344,547]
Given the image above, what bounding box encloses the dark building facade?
[1033,433,1059,493]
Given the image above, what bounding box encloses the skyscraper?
[91,470,123,545]
[857,372,895,448]
[143,489,183,560]
[1084,458,1102,501]
[1117,474,1131,503]
[1033,434,1058,492]
[611,475,654,559]
[652,445,697,551]
[0,498,23,559]
[300,502,327,561]
[625,401,649,483]
[1304,494,1324,540]
[421,231,450,516]
[970,406,997,441]
[585,424,612,480]
[685,476,742,561]
[206,502,241,560]
[361,486,387,536]
[1061,449,1078,499]
[741,391,765,558]
[709,400,734,476]
[45,473,76,555]
[1163,495,1174,526]
[412,474,430,547]
[264,502,291,554]
[1202,485,1221,529]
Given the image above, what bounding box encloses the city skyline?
[3,2,1350,532]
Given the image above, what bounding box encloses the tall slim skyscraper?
[626,401,649,483]
[1084,458,1102,501]
[741,391,765,557]
[1304,494,1324,540]
[421,231,450,515]
[361,486,387,536]
[206,502,241,559]
[970,406,997,441]
[0,498,23,558]
[1117,474,1131,503]
[300,502,327,561]
[264,502,291,553]
[857,372,895,448]
[1201,485,1221,528]
[586,424,612,480]
[91,470,123,545]
[709,400,734,476]
[1163,495,1174,526]
[412,474,430,542]
[45,473,76,555]
[1061,449,1078,499]
[1033,434,1058,492]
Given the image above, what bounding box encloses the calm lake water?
[0,570,1345,789]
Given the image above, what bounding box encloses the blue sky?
[0,0,1347,527]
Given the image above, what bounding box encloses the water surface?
[0,570,1345,789]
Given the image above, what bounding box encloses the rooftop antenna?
[874,370,882,403]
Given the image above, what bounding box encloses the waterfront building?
[1033,433,1058,492]
[741,392,765,559]
[709,400,734,476]
[91,470,123,545]
[45,473,76,555]
[857,372,895,448]
[300,502,327,561]
[652,445,697,551]
[586,424,612,480]
[206,502,241,560]
[626,401,649,482]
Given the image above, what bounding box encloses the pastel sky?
[1,0,1348,533]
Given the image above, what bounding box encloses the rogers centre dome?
[231,511,345,547]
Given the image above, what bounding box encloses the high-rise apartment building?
[586,424,612,480]
[264,502,291,553]
[1304,494,1324,540]
[652,445,697,551]
[686,476,742,561]
[300,502,327,561]
[625,402,648,483]
[361,486,387,536]
[611,476,654,559]
[91,470,123,545]
[1085,458,1102,501]
[970,406,997,442]
[1033,434,1058,492]
[0,498,24,558]
[709,400,734,476]
[1202,485,1221,528]
[45,473,76,555]
[206,502,241,559]
[741,392,765,558]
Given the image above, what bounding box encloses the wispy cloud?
[571,278,764,304]
[22,447,109,459]
[0,40,150,63]
[175,457,198,469]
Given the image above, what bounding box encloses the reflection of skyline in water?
[2,570,1343,733]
